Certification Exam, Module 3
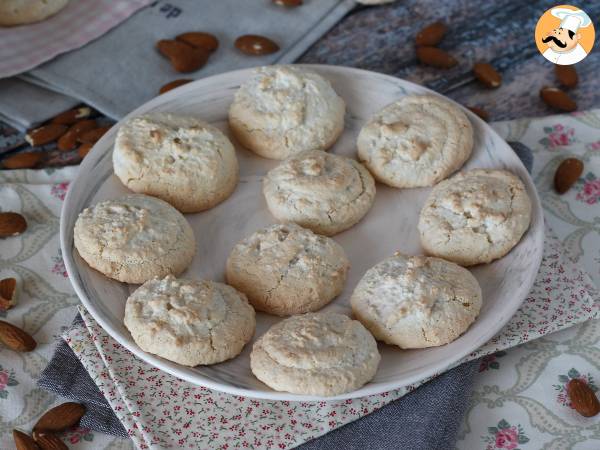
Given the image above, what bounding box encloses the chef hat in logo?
[551,7,592,33]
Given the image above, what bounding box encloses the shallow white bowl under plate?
[60,65,544,401]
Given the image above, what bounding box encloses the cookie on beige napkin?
[0,0,69,26]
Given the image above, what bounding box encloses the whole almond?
[13,430,39,450]
[540,87,576,112]
[235,35,280,55]
[467,106,489,122]
[2,151,43,169]
[567,379,600,417]
[273,0,303,6]
[415,21,447,47]
[32,432,67,450]
[77,143,94,159]
[50,107,92,125]
[34,402,86,432]
[57,119,97,151]
[0,277,17,310]
[416,46,457,68]
[159,79,193,95]
[157,39,209,73]
[554,158,583,194]
[176,32,219,52]
[25,124,68,147]
[555,65,578,88]
[0,212,27,237]
[0,320,36,352]
[473,62,502,88]
[78,126,111,145]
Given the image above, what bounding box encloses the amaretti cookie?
[226,223,349,316]
[418,169,532,266]
[74,194,195,284]
[113,114,238,213]
[263,150,376,235]
[357,95,473,188]
[0,0,69,26]
[250,313,380,396]
[124,275,255,366]
[351,253,482,348]
[228,65,345,160]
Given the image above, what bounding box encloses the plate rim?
[60,64,545,401]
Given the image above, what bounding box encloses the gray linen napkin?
[17,0,355,125]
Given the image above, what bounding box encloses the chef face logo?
[535,5,595,65]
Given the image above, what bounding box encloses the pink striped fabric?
[0,0,152,78]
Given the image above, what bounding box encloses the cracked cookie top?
[228,65,345,160]
[226,223,349,316]
[113,113,238,213]
[350,253,482,349]
[357,95,473,188]
[124,275,255,366]
[418,169,532,266]
[263,150,376,236]
[250,312,380,396]
[74,194,195,284]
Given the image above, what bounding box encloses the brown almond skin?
[0,212,27,237]
[77,143,94,159]
[555,65,578,88]
[415,21,447,47]
[540,87,576,112]
[57,119,97,151]
[567,379,600,417]
[0,277,17,309]
[467,106,489,122]
[78,126,111,145]
[0,320,37,352]
[34,402,86,432]
[2,151,43,169]
[273,0,303,6]
[32,432,68,450]
[13,430,40,450]
[157,39,209,73]
[235,35,280,55]
[416,46,457,68]
[159,79,193,95]
[554,158,583,194]
[50,107,92,125]
[25,124,68,147]
[473,62,502,88]
[176,32,219,52]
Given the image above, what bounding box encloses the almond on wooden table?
[0,212,27,237]
[273,0,303,6]
[34,402,86,432]
[159,79,193,95]
[0,277,17,310]
[50,106,92,125]
[2,151,43,169]
[32,431,68,450]
[77,143,94,159]
[473,62,502,88]
[235,35,280,55]
[25,124,68,147]
[57,119,97,151]
[567,379,600,417]
[157,39,209,73]
[467,106,489,121]
[77,126,111,145]
[555,65,578,88]
[416,46,457,68]
[415,21,447,46]
[13,429,39,450]
[0,320,36,352]
[554,158,583,194]
[176,32,219,52]
[540,87,576,112]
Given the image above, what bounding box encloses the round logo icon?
[535,4,595,65]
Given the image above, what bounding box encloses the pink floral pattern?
[479,351,507,372]
[50,181,70,201]
[51,251,68,278]
[553,368,598,408]
[482,420,529,450]
[575,173,600,205]
[538,124,576,149]
[0,365,19,399]
[64,426,94,445]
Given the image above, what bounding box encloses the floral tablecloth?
[456,111,600,449]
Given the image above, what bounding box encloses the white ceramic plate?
[60,65,544,401]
